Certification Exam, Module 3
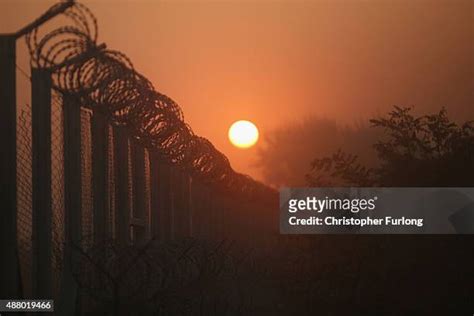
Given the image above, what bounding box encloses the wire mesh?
[127,138,134,243]
[107,126,116,239]
[81,109,94,248]
[51,92,65,299]
[16,90,67,300]
[10,3,277,313]
[144,149,151,239]
[17,103,33,297]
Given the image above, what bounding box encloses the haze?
[2,0,472,181]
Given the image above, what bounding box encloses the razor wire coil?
[25,2,274,200]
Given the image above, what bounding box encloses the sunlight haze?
[2,0,472,181]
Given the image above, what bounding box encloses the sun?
[228,120,259,149]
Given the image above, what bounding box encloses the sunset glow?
[228,120,259,149]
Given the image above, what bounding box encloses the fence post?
[149,152,160,239]
[220,195,230,240]
[183,173,192,237]
[209,190,218,240]
[208,186,215,240]
[113,126,130,245]
[130,140,146,244]
[0,35,21,299]
[192,179,207,239]
[214,194,223,240]
[189,179,199,237]
[159,162,173,241]
[149,153,174,241]
[63,94,82,251]
[92,110,108,243]
[186,174,192,237]
[57,94,82,315]
[172,168,190,238]
[31,68,52,298]
[198,182,210,239]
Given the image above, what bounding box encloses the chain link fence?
[51,93,65,299]
[80,109,94,249]
[17,102,33,298]
[16,92,68,301]
[5,3,277,314]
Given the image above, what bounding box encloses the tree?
[307,106,474,187]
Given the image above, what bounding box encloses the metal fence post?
[186,174,192,237]
[191,180,207,239]
[63,94,82,250]
[159,163,173,241]
[92,110,108,243]
[113,126,130,245]
[182,173,192,237]
[149,152,160,239]
[0,34,21,299]
[130,140,146,244]
[170,166,191,239]
[189,179,199,237]
[57,94,82,315]
[31,68,52,298]
[198,182,210,239]
[172,168,186,238]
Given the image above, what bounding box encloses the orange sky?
[2,0,473,181]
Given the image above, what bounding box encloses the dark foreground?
[68,235,473,316]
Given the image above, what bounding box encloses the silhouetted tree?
[307,106,474,186]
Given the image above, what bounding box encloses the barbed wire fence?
[17,96,33,299]
[1,1,278,314]
[51,92,66,300]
